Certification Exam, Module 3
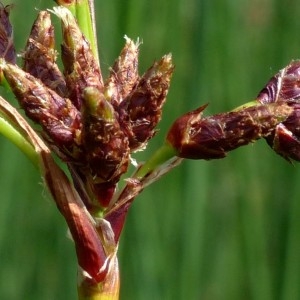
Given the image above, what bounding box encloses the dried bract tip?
[0,4,16,64]
[166,102,293,160]
[105,36,140,105]
[118,54,174,151]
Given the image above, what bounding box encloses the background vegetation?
[0,0,300,299]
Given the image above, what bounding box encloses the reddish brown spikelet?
[257,61,300,161]
[118,54,174,151]
[82,87,129,181]
[105,36,140,105]
[83,113,129,180]
[267,123,300,161]
[1,61,82,154]
[53,7,103,109]
[166,102,293,160]
[264,100,300,161]
[0,4,15,64]
[257,60,300,103]
[23,11,67,97]
[81,87,130,206]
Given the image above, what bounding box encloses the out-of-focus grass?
[0,0,300,299]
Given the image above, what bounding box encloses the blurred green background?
[0,0,300,299]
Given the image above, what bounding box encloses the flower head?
[166,102,293,160]
[257,60,300,161]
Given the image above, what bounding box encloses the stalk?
[135,142,179,179]
[0,97,40,167]
[76,0,98,64]
[0,112,38,166]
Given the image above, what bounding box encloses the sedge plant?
[0,1,300,299]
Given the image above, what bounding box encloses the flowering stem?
[135,143,178,179]
[76,1,98,63]
[232,100,258,111]
[0,115,38,165]
[75,0,99,65]
[0,97,39,167]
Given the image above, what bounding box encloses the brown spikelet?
[23,11,67,97]
[257,61,300,161]
[0,4,15,64]
[118,54,174,151]
[105,36,140,105]
[80,87,130,207]
[1,60,81,155]
[257,60,300,103]
[53,7,103,109]
[167,102,293,159]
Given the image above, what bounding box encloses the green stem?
[0,115,39,167]
[232,100,259,112]
[135,142,178,179]
[75,0,99,65]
